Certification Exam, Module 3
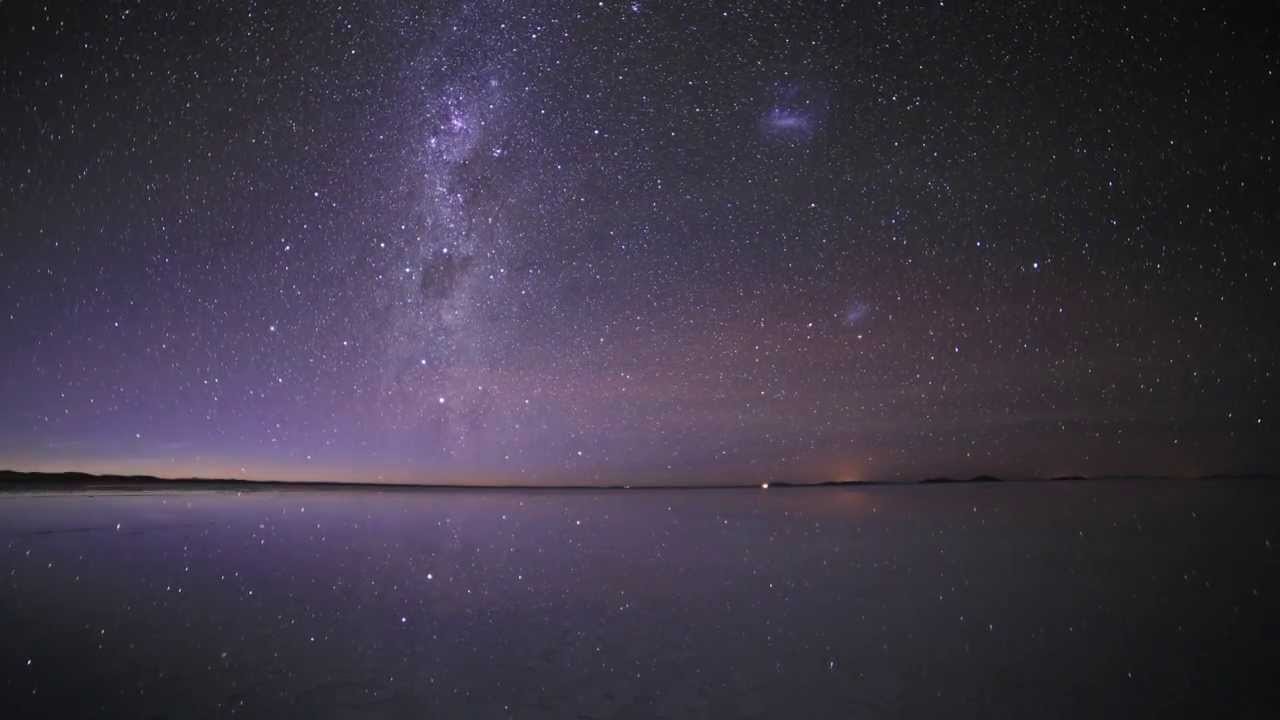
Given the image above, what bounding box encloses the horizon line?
[2,468,1275,492]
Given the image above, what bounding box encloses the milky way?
[1,1,1276,483]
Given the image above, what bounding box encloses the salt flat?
[2,480,1277,718]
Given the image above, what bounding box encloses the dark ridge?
[919,475,1004,484]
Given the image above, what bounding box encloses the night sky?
[1,1,1276,484]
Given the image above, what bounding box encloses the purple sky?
[1,2,1276,483]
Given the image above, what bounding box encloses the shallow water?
[2,480,1278,718]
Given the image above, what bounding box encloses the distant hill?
[919,475,1004,484]
[0,469,249,489]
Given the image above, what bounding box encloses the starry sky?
[1,1,1276,484]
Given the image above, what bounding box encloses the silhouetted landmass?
[919,475,1004,484]
[2,469,1275,492]
[0,470,249,491]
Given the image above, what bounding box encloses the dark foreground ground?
[2,479,1277,718]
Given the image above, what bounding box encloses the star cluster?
[1,1,1276,483]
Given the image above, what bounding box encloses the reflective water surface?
[3,480,1278,718]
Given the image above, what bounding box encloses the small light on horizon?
[761,482,769,489]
